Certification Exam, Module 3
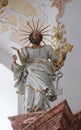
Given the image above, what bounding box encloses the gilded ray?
[38,21,45,31]
[41,40,46,45]
[19,18,51,45]
[32,19,35,30]
[41,29,52,33]
[40,25,50,32]
[27,22,34,31]
[21,25,31,33]
[36,18,39,30]
[43,34,52,36]
[20,29,30,34]
[20,37,29,41]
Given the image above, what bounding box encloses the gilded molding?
[50,0,72,22]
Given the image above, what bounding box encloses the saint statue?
[11,26,66,113]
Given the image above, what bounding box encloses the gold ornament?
[51,22,73,68]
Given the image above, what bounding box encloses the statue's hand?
[44,88,57,101]
[12,55,17,64]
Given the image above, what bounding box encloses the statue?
[11,21,66,113]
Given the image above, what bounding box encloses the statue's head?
[29,31,43,45]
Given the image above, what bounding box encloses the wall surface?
[0,64,17,130]
[0,1,81,127]
[53,0,81,113]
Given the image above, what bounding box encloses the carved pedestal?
[8,100,81,130]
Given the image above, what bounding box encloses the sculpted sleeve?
[47,45,58,62]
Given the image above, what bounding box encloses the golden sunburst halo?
[19,17,52,46]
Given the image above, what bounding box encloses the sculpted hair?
[29,31,43,45]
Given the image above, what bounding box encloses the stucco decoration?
[9,0,40,17]
[6,15,18,26]
[0,0,41,35]
[50,0,72,22]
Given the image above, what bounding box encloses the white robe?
[12,45,58,112]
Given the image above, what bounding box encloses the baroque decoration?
[50,0,72,22]
[49,0,73,68]
[51,22,73,68]
[7,1,75,129]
